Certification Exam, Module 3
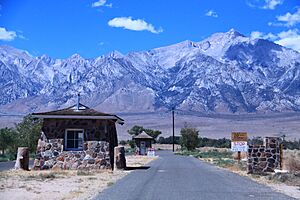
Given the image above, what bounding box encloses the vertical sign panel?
[231,132,248,152]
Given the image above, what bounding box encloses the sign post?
[231,132,248,163]
[172,109,175,152]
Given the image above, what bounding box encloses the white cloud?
[250,31,264,39]
[250,31,277,40]
[92,0,112,8]
[205,10,218,18]
[275,29,300,51]
[247,0,283,10]
[263,0,283,10]
[250,29,300,52]
[276,8,300,27]
[108,17,163,34]
[0,27,17,41]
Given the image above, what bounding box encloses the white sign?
[231,141,248,152]
[147,148,156,157]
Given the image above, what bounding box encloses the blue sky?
[0,0,299,58]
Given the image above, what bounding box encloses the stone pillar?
[247,137,282,174]
[15,147,30,170]
[114,146,126,170]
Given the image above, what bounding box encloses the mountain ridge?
[1,29,300,114]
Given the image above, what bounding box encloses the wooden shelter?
[133,131,154,155]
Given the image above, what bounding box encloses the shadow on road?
[125,166,150,171]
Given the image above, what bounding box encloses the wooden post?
[14,147,30,170]
[237,151,241,164]
[114,146,126,170]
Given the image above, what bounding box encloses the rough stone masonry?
[247,137,281,174]
[33,132,111,170]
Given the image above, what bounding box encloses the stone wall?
[33,132,111,170]
[41,118,118,169]
[247,137,281,174]
[42,118,114,141]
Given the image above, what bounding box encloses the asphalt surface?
[95,150,295,200]
[0,160,34,171]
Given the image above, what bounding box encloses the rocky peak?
[1,30,300,114]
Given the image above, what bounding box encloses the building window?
[65,129,84,150]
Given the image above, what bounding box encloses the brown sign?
[231,132,248,142]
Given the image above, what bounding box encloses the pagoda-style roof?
[133,131,154,140]
[32,103,124,124]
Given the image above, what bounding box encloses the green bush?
[180,127,199,151]
[157,136,180,144]
[128,140,135,149]
[198,137,231,148]
[119,140,127,145]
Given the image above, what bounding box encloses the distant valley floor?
[116,112,300,140]
[1,112,300,140]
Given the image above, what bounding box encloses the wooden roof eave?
[32,114,124,125]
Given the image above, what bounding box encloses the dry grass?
[152,144,180,151]
[126,155,158,167]
[180,147,300,199]
[0,155,157,200]
[283,149,300,172]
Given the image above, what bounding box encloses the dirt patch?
[0,155,157,200]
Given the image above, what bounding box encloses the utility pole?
[172,108,175,152]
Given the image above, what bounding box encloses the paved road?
[96,150,295,200]
[0,160,34,171]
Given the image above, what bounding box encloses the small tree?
[128,140,135,149]
[127,125,162,141]
[180,127,199,151]
[16,115,42,153]
[144,129,162,141]
[127,125,144,137]
[0,127,16,155]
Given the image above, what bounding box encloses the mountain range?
[1,29,300,114]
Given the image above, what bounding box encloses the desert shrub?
[214,158,235,168]
[119,140,127,145]
[180,127,199,151]
[282,140,300,150]
[125,147,135,154]
[198,150,232,159]
[37,172,56,180]
[128,140,135,149]
[177,149,232,158]
[198,137,231,148]
[157,136,180,144]
[107,181,114,186]
[77,170,94,176]
[248,137,264,146]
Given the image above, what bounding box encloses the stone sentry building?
[32,95,124,170]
